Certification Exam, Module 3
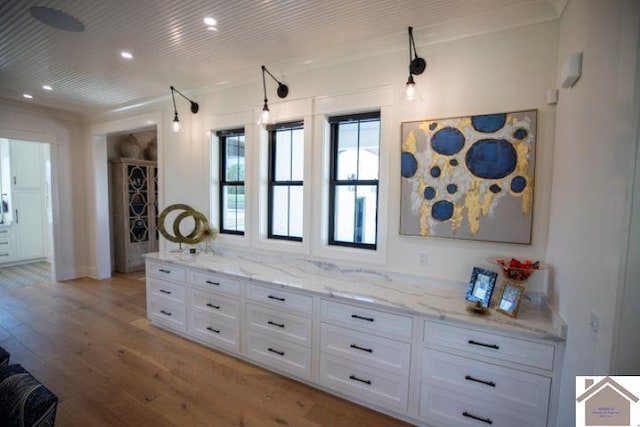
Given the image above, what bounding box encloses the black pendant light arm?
[261,65,289,99]
[170,85,199,114]
[407,26,426,75]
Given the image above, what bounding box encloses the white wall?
[0,98,87,279]
[547,0,640,425]
[153,20,559,289]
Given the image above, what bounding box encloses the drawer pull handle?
[159,269,171,274]
[351,314,374,322]
[205,280,220,286]
[206,327,220,334]
[0,253,8,257]
[465,375,496,387]
[0,230,6,233]
[350,344,373,353]
[462,411,493,424]
[159,289,171,295]
[267,348,285,356]
[349,375,371,385]
[206,303,220,310]
[268,295,285,302]
[468,340,499,350]
[0,242,7,245]
[160,310,172,316]
[267,321,285,328]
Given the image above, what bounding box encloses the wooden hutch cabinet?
[110,158,158,273]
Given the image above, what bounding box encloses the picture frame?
[496,282,526,317]
[465,267,498,308]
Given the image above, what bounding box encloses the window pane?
[272,186,288,236]
[358,120,380,180]
[337,122,358,180]
[355,185,377,244]
[289,185,303,238]
[275,130,292,181]
[222,185,245,232]
[225,135,245,182]
[291,128,304,181]
[333,185,355,243]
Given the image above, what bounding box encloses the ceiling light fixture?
[203,17,217,26]
[42,85,53,91]
[259,65,289,126]
[121,51,133,59]
[405,26,426,101]
[23,94,33,99]
[170,86,199,132]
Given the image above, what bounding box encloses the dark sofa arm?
[0,364,58,427]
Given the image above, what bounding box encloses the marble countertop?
[145,250,567,342]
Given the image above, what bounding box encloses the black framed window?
[268,121,304,241]
[218,129,245,235]
[329,112,380,249]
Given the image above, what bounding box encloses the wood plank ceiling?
[0,0,556,117]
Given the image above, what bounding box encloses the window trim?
[267,121,304,242]
[328,111,380,250]
[218,128,245,235]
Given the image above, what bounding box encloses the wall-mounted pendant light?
[259,65,289,126]
[170,86,199,132]
[405,26,426,101]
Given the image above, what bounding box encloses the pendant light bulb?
[405,75,416,101]
[172,112,182,132]
[259,101,270,125]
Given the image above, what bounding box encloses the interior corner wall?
[547,0,640,425]
[0,99,88,279]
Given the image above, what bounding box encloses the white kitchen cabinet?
[145,254,565,427]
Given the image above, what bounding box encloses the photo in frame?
[465,267,498,308]
[496,282,526,317]
[400,110,537,244]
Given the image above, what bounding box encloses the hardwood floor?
[0,274,411,426]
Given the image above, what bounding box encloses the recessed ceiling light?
[23,94,33,99]
[216,80,229,85]
[121,51,133,59]
[206,26,218,32]
[204,17,217,26]
[303,59,313,65]
[42,85,53,91]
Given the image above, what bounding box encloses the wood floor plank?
[0,276,411,427]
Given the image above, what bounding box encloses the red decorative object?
[495,258,540,281]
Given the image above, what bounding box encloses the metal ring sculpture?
[158,204,208,245]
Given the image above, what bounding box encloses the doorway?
[0,138,54,289]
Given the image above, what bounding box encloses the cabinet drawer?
[146,261,186,283]
[422,349,550,417]
[424,321,554,370]
[319,354,409,411]
[247,304,311,346]
[148,295,186,332]
[321,324,411,377]
[190,289,240,322]
[189,311,239,352]
[420,384,546,427]
[246,284,312,315]
[246,331,311,379]
[189,269,241,297]
[148,278,185,303]
[320,300,412,340]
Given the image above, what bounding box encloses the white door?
[14,189,45,259]
[10,140,43,189]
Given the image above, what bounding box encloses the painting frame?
[400,109,537,244]
[465,267,498,308]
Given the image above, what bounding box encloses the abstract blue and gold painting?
[400,110,536,244]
